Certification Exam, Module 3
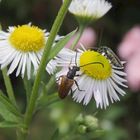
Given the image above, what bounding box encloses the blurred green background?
[0,0,140,140]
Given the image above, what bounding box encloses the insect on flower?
[94,46,124,68]
[57,53,104,99]
[55,46,127,108]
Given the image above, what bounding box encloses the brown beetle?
[58,62,104,99]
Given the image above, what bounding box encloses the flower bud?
[84,115,99,130]
[77,125,87,134]
[65,0,112,26]
[75,114,84,124]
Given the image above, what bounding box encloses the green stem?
[44,75,56,94]
[23,76,31,103]
[22,0,72,137]
[16,128,27,140]
[70,25,85,50]
[2,67,17,107]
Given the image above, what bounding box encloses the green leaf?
[0,90,22,122]
[0,121,22,128]
[0,90,22,117]
[48,29,77,60]
[51,129,60,140]
[0,102,22,122]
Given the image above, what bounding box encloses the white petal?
[72,75,88,103]
[0,31,9,39]
[109,78,126,96]
[83,78,93,105]
[36,50,43,60]
[46,60,57,74]
[111,75,128,88]
[16,54,24,77]
[112,72,127,83]
[107,79,120,102]
[1,49,17,68]
[93,80,103,108]
[21,53,27,78]
[26,55,31,80]
[7,52,22,74]
[29,52,39,70]
[113,69,127,76]
[100,80,109,108]
[94,88,102,108]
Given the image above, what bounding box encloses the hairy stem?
[21,0,72,139]
[23,76,31,103]
[2,67,17,107]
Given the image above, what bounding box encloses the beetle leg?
[69,89,73,97]
[75,51,78,66]
[74,80,85,91]
[70,88,77,96]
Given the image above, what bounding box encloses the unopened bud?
[77,125,87,134]
[75,114,84,124]
[85,115,99,130]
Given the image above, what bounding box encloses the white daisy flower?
[66,0,112,23]
[0,24,60,79]
[55,46,127,109]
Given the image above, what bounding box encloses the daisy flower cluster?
[55,45,127,109]
[0,1,129,139]
[0,0,127,110]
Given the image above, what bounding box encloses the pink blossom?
[118,26,140,91]
[118,26,140,60]
[65,28,96,49]
[126,53,140,91]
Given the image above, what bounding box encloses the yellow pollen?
[9,25,45,52]
[79,50,112,80]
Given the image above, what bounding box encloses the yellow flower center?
[79,50,112,80]
[9,25,45,52]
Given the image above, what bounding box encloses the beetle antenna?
[75,51,78,66]
[80,62,104,68]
